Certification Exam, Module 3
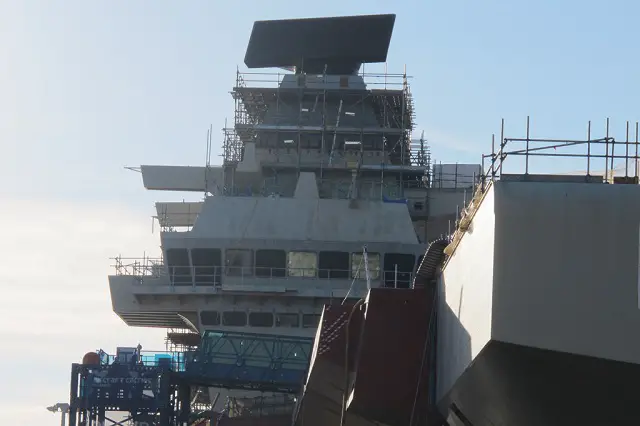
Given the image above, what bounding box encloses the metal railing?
[235,70,410,90]
[112,256,165,277]
[96,349,190,372]
[482,117,640,184]
[114,262,416,289]
[431,170,483,190]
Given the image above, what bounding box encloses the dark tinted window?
[275,313,300,328]
[318,251,349,279]
[200,311,220,326]
[255,250,286,277]
[302,314,321,328]
[222,311,247,326]
[249,312,274,327]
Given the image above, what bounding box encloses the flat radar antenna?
[244,14,396,75]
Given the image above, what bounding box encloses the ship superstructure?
[108,13,477,414]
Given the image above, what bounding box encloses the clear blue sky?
[2,0,639,424]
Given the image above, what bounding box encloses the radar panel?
[244,14,396,75]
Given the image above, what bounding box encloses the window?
[288,252,317,277]
[302,314,321,328]
[165,248,191,286]
[192,249,222,286]
[318,251,350,279]
[200,311,220,326]
[351,252,380,280]
[226,249,253,277]
[222,311,247,326]
[275,313,300,328]
[383,253,417,289]
[255,249,287,277]
[249,312,274,327]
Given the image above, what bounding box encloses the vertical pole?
[498,118,505,176]
[525,116,530,174]
[400,65,407,197]
[636,122,639,180]
[454,163,458,189]
[610,118,616,178]
[491,134,495,180]
[626,121,630,178]
[587,121,591,176]
[394,264,398,289]
[605,117,610,183]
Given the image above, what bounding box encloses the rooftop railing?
[235,70,410,91]
[482,117,640,184]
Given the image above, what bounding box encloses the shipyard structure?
[64,13,640,426]
[65,14,476,426]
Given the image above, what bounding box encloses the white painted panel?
[155,202,202,227]
[436,185,495,401]
[141,165,223,192]
[189,196,419,244]
[492,181,640,364]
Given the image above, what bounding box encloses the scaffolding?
[482,117,640,184]
[442,117,640,258]
[222,69,427,188]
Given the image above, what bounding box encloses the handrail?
[481,117,640,184]
[234,70,410,90]
[112,256,164,277]
[96,349,191,372]
[113,262,416,288]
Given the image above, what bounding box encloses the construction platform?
[68,332,312,426]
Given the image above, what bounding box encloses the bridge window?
[249,312,274,327]
[165,248,191,286]
[383,253,416,289]
[192,248,222,286]
[318,251,349,279]
[351,252,380,280]
[302,314,321,328]
[288,252,317,277]
[275,313,300,328]
[222,311,247,326]
[255,249,286,278]
[200,311,220,326]
[226,249,253,277]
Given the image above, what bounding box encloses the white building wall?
[436,186,495,401]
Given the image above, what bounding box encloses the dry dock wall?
[436,179,640,401]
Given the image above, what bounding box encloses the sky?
[2,0,640,423]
